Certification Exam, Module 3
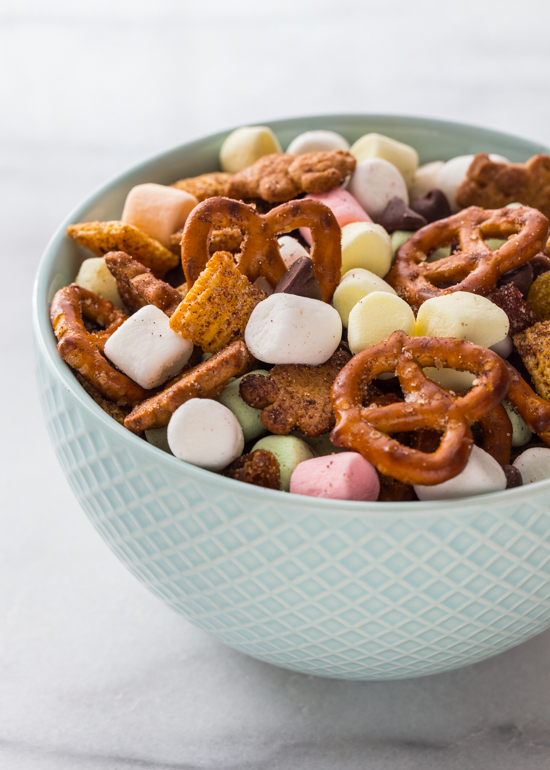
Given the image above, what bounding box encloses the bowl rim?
[33,112,550,516]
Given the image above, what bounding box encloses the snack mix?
[50,125,550,502]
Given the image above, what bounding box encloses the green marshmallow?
[145,427,172,454]
[503,400,533,447]
[252,435,315,491]
[426,245,451,263]
[485,238,506,251]
[292,431,347,457]
[217,370,269,442]
[391,230,413,256]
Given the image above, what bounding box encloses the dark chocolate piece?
[503,464,523,488]
[410,188,452,223]
[490,283,539,335]
[499,261,533,297]
[274,256,323,301]
[377,197,427,233]
[530,253,550,281]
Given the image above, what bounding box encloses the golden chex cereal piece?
[514,319,550,401]
[170,251,265,353]
[66,221,178,277]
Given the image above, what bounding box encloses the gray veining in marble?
[3,1,550,767]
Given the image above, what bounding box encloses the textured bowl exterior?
[34,115,550,680]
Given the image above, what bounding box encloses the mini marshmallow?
[104,305,194,389]
[219,125,282,173]
[503,400,532,447]
[145,427,172,454]
[252,435,314,491]
[410,161,445,200]
[121,183,198,247]
[75,257,124,309]
[350,133,418,189]
[348,158,409,220]
[391,230,413,255]
[423,367,476,392]
[415,292,509,348]
[277,236,310,269]
[415,445,506,501]
[299,189,372,245]
[347,291,415,354]
[437,153,509,212]
[292,432,347,457]
[513,447,550,485]
[286,130,350,155]
[254,276,273,296]
[217,369,269,442]
[332,268,396,327]
[341,222,392,277]
[490,335,513,359]
[290,453,380,501]
[168,398,244,472]
[245,293,342,366]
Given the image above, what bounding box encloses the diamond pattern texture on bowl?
[36,349,550,680]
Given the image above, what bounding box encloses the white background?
[3,1,550,767]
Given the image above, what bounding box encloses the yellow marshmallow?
[415,292,509,348]
[75,257,124,309]
[341,222,392,277]
[349,133,419,189]
[219,126,282,173]
[333,268,396,327]
[347,291,415,354]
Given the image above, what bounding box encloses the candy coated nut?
[503,399,533,447]
[145,427,172,454]
[391,230,413,255]
[332,268,396,327]
[245,293,342,366]
[350,133,418,189]
[75,257,124,309]
[219,126,282,174]
[348,158,409,220]
[217,369,269,442]
[410,161,444,200]
[414,445,506,500]
[104,305,194,389]
[513,447,550,484]
[277,235,310,269]
[121,183,198,248]
[286,130,350,155]
[299,189,372,245]
[167,398,244,472]
[437,153,508,212]
[347,291,415,355]
[423,367,476,392]
[415,292,509,348]
[290,453,380,501]
[341,221,392,277]
[252,435,314,491]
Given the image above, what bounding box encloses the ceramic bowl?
[33,115,550,680]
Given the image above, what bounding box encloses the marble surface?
[4,1,550,767]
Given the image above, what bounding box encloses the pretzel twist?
[387,205,548,309]
[50,284,149,405]
[330,331,510,486]
[181,196,341,303]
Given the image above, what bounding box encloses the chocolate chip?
[499,261,534,297]
[274,256,323,301]
[530,253,550,280]
[503,464,523,488]
[410,188,452,223]
[377,197,427,233]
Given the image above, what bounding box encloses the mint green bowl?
[33,115,550,680]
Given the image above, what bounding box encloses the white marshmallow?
[167,399,244,472]
[332,268,396,327]
[415,445,506,501]
[245,293,342,366]
[254,276,273,296]
[75,257,124,309]
[277,236,310,269]
[415,292,509,348]
[286,130,350,155]
[219,126,282,173]
[348,158,408,220]
[437,154,509,213]
[410,161,445,200]
[349,133,418,189]
[104,305,193,389]
[341,221,392,277]
[121,183,198,247]
[513,447,550,485]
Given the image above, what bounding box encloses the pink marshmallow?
[290,452,380,501]
[121,183,198,247]
[299,189,372,245]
